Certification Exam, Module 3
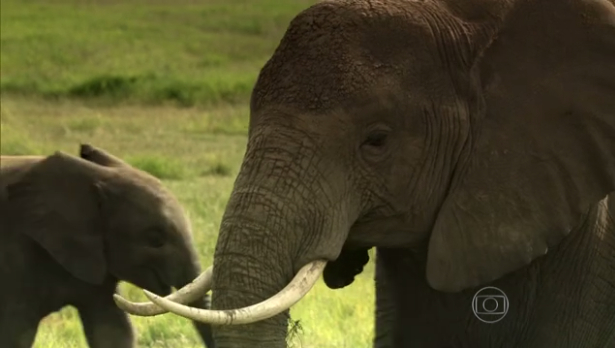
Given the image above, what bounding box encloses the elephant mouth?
[322,247,371,289]
[144,266,172,296]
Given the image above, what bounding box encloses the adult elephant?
[0,144,214,348]
[116,0,615,347]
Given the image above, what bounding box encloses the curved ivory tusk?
[113,266,213,316]
[142,260,327,325]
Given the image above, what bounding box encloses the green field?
[0,0,375,347]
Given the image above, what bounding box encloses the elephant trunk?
[208,130,356,347]
[211,203,300,347]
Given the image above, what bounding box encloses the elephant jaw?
[113,260,327,324]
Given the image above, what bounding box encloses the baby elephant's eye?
[147,228,166,248]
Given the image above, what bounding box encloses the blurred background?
[0,0,374,347]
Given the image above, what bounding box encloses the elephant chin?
[141,280,171,297]
[155,286,172,297]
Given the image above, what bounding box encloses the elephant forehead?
[131,180,181,213]
[120,185,191,234]
[115,170,183,216]
[161,198,192,235]
[252,44,374,114]
[250,0,459,114]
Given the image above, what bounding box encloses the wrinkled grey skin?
[204,0,615,347]
[0,144,214,348]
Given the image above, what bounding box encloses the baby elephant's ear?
[7,152,108,284]
[79,143,129,168]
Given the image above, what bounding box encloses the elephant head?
[5,144,213,346]
[115,0,615,347]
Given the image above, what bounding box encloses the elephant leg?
[77,296,135,348]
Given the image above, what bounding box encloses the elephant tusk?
[141,260,327,325]
[113,266,213,316]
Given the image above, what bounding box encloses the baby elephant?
[0,144,214,348]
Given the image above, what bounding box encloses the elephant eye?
[146,228,166,248]
[360,127,392,162]
[362,132,388,148]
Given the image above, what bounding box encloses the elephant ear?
[7,152,110,285]
[79,143,129,168]
[426,0,615,292]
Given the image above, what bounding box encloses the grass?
[0,0,375,345]
[0,0,316,107]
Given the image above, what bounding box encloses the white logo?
[471,286,509,323]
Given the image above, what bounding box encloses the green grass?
[1,96,375,348]
[0,0,316,107]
